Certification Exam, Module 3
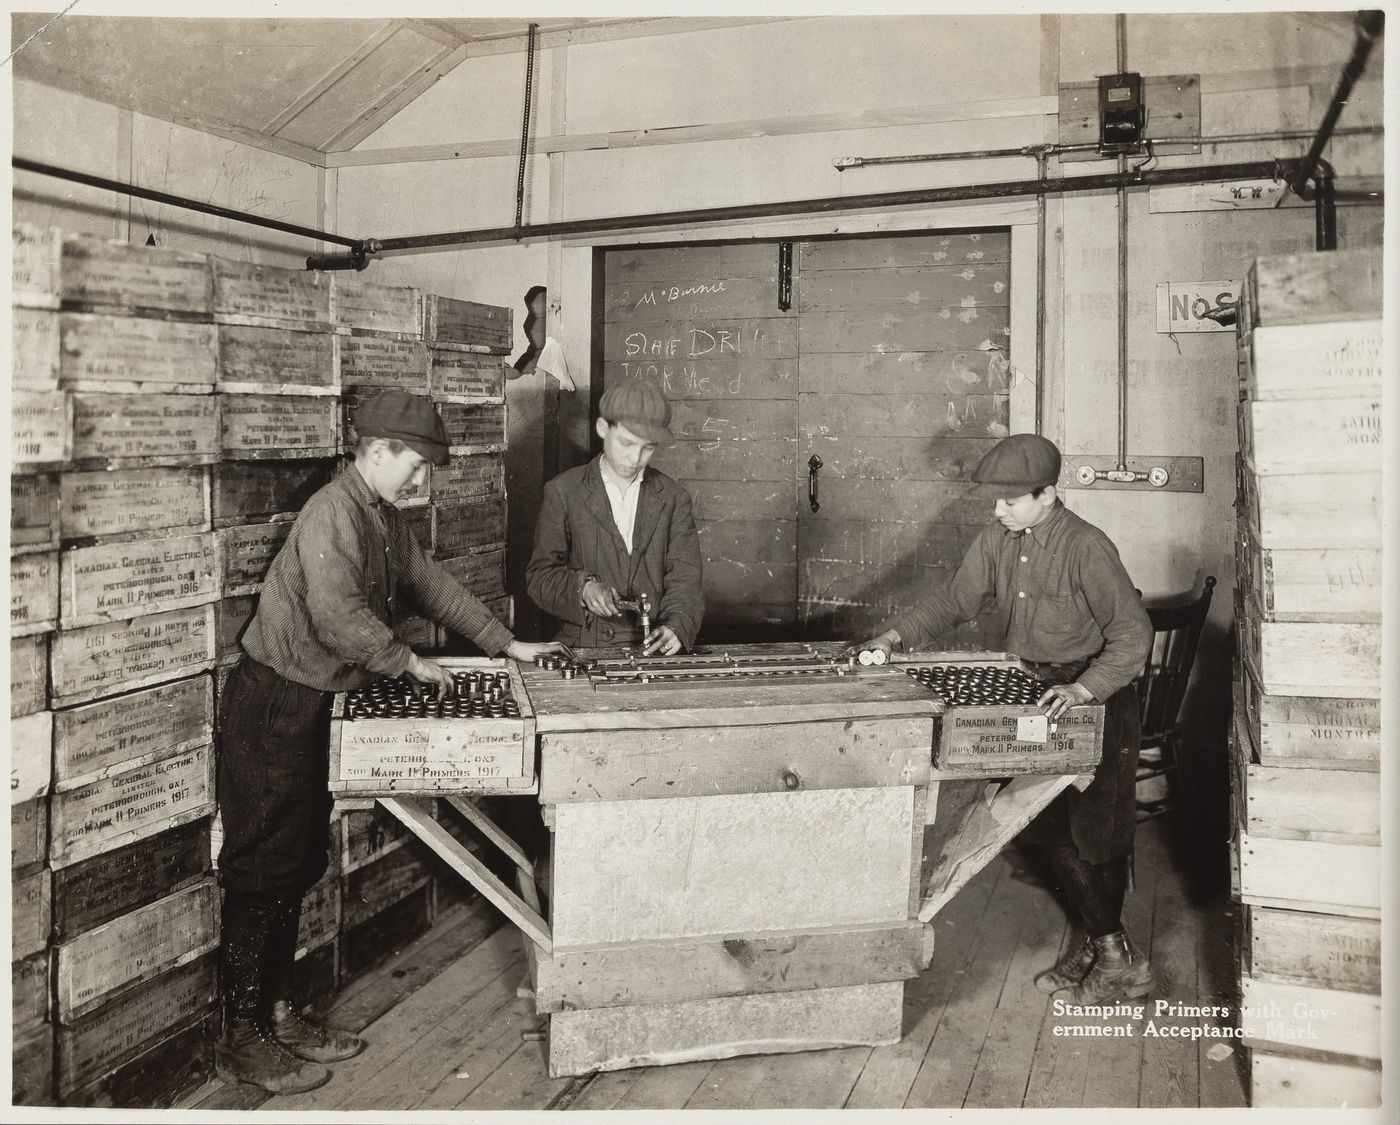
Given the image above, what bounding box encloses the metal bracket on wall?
[1057,455,1203,493]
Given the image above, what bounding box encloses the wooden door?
[796,230,1012,643]
[599,244,798,638]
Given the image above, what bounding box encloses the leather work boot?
[1035,935,1096,994]
[271,999,367,1063]
[1056,930,1154,1004]
[216,1018,331,1095]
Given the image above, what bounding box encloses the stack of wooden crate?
[11,224,516,1107]
[1230,247,1382,1109]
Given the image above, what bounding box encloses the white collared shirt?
[598,461,643,552]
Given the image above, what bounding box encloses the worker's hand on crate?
[842,631,898,665]
[405,654,458,697]
[642,624,682,657]
[1037,681,1094,719]
[506,639,567,664]
[581,577,622,618]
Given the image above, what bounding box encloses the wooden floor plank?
[681,1054,776,1111]
[844,856,1000,1107]
[563,1064,642,1111]
[615,1058,717,1109]
[746,1046,872,1109]
[903,861,1034,1107]
[1196,901,1249,1109]
[454,1038,577,1111]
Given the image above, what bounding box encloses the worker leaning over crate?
[526,379,704,656]
[850,433,1155,1005]
[216,390,561,1096]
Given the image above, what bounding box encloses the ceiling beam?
[260,24,400,137]
[324,42,470,153]
[440,16,803,58]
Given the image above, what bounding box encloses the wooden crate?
[432,498,506,559]
[12,473,60,553]
[1240,760,1378,847]
[13,221,62,308]
[428,451,504,505]
[214,595,257,664]
[12,796,49,872]
[13,949,50,1033]
[50,745,214,868]
[54,877,219,1023]
[429,350,508,401]
[1235,593,1380,699]
[394,613,438,648]
[329,657,536,795]
[215,520,292,596]
[10,389,72,470]
[53,819,211,942]
[210,457,336,528]
[12,1022,55,1107]
[60,234,213,317]
[337,333,430,393]
[211,257,331,328]
[435,549,506,602]
[1243,906,1379,995]
[437,401,507,451]
[1243,248,1381,330]
[1237,662,1379,771]
[1240,319,1381,400]
[1239,974,1380,1061]
[11,633,49,718]
[62,1010,218,1109]
[547,981,903,1077]
[12,864,52,959]
[12,305,60,389]
[338,803,417,872]
[331,274,422,336]
[1249,1046,1381,1108]
[48,603,215,709]
[56,953,217,1098]
[340,840,435,930]
[10,549,58,636]
[58,312,218,393]
[53,673,212,787]
[1237,833,1380,919]
[423,294,513,352]
[1240,397,1380,476]
[339,880,434,982]
[10,709,53,806]
[70,391,219,466]
[400,503,433,550]
[59,530,220,630]
[1234,519,1379,624]
[59,466,210,541]
[219,393,339,459]
[216,323,337,395]
[297,869,341,956]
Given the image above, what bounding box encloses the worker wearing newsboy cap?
[527,379,704,655]
[216,391,562,1096]
[850,433,1154,1006]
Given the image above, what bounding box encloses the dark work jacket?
[525,458,704,649]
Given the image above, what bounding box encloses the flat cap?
[355,390,450,466]
[598,380,674,443]
[969,433,1061,499]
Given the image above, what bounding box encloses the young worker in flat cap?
[216,390,561,1095]
[527,379,704,655]
[850,433,1154,1005]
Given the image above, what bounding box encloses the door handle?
[807,454,822,513]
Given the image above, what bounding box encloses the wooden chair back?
[1136,576,1217,749]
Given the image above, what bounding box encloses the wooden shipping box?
[12,306,60,390]
[13,221,62,308]
[1234,518,1380,624]
[53,673,213,786]
[59,530,220,630]
[437,401,507,451]
[12,473,60,553]
[297,869,341,956]
[1239,396,1380,477]
[10,709,53,806]
[13,949,50,1034]
[59,466,210,541]
[53,819,211,942]
[1249,1047,1381,1110]
[70,391,219,466]
[12,864,52,960]
[1239,974,1381,1061]
[1243,247,1381,331]
[11,633,49,718]
[216,520,292,596]
[429,350,508,401]
[1239,318,1381,401]
[50,745,214,868]
[12,797,49,872]
[1235,663,1379,771]
[432,498,506,559]
[331,274,422,336]
[337,333,430,393]
[11,389,72,471]
[210,457,336,528]
[58,312,218,393]
[428,451,504,505]
[211,257,331,329]
[216,323,337,395]
[423,294,513,352]
[1243,906,1379,995]
[49,603,216,709]
[340,838,435,930]
[329,658,536,795]
[54,877,220,1023]
[60,234,213,317]
[56,953,218,1098]
[435,549,506,602]
[12,1022,55,1107]
[10,549,58,636]
[62,1010,218,1110]
[219,393,339,459]
[1240,758,1379,847]
[215,595,257,664]
[1235,591,1380,699]
[1237,832,1381,919]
